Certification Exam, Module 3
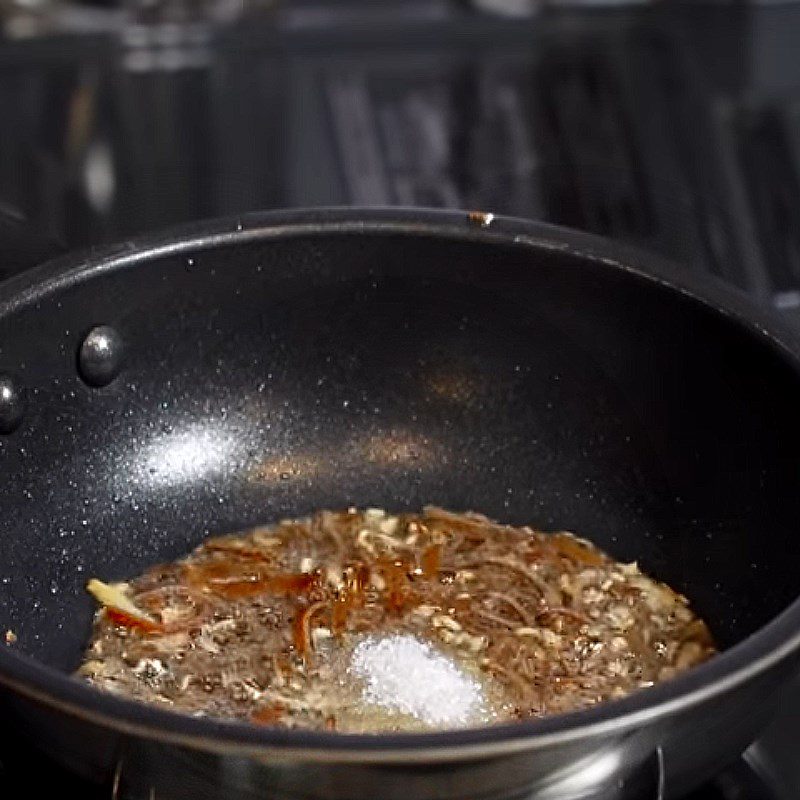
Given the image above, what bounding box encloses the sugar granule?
[349,634,485,728]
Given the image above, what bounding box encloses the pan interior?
[0,228,798,672]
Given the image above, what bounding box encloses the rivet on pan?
[77,325,124,387]
[0,374,24,433]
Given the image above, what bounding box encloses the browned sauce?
[79,508,716,732]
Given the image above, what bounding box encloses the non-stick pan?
[0,208,798,800]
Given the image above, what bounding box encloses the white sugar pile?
[349,634,485,728]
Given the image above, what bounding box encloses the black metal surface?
[0,210,797,800]
[0,739,785,800]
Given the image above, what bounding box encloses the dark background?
[3,1,800,332]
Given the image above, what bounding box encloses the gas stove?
[0,2,798,798]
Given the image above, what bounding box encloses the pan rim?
[0,205,798,762]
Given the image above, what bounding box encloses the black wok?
[0,208,798,800]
